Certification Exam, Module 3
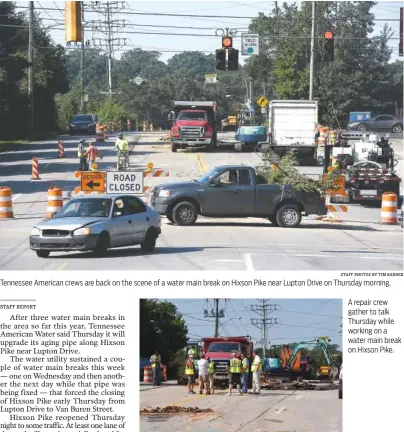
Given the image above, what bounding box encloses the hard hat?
[231,352,236,356]
[119,133,124,138]
[92,163,98,170]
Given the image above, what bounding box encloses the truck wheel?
[392,124,402,134]
[36,250,50,258]
[93,232,110,256]
[171,143,178,153]
[268,215,279,226]
[276,204,302,228]
[357,124,367,132]
[166,214,175,224]
[172,201,198,226]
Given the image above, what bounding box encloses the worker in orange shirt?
[86,141,103,171]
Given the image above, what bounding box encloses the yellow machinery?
[221,115,237,131]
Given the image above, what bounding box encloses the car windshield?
[73,115,93,122]
[196,168,221,184]
[177,111,207,121]
[207,342,241,353]
[55,199,112,218]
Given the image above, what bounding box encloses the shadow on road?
[47,246,222,259]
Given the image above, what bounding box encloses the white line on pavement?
[275,407,286,415]
[295,395,303,400]
[244,253,254,271]
[245,253,402,261]
[12,194,21,202]
[213,259,244,262]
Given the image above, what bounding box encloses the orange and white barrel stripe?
[380,192,398,224]
[32,157,40,180]
[143,367,152,383]
[326,204,348,213]
[143,121,147,132]
[58,140,65,158]
[46,186,63,218]
[319,128,326,146]
[150,124,154,132]
[127,119,131,131]
[96,125,104,142]
[0,186,14,219]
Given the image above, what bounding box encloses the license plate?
[360,190,377,196]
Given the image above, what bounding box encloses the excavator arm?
[286,339,334,369]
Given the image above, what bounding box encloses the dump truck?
[168,101,217,152]
[202,336,253,387]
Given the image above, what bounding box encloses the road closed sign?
[106,171,144,195]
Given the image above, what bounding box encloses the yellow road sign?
[256,95,269,108]
[81,171,106,192]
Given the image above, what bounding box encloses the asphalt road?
[140,381,342,432]
[0,132,402,271]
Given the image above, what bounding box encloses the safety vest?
[78,144,85,158]
[229,358,241,374]
[242,358,249,373]
[116,138,129,151]
[188,348,196,356]
[185,360,195,376]
[208,362,215,375]
[150,355,160,369]
[251,358,262,372]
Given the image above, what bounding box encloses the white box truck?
[266,100,319,162]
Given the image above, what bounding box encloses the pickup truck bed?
[150,165,327,227]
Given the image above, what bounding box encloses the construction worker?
[250,350,262,395]
[188,346,197,357]
[240,353,249,394]
[115,133,129,151]
[85,141,102,171]
[78,140,88,171]
[207,357,215,394]
[227,353,242,396]
[185,354,196,395]
[197,354,210,395]
[150,350,161,386]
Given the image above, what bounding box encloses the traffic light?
[400,7,403,57]
[324,31,335,62]
[216,49,226,71]
[65,1,82,43]
[227,49,239,71]
[222,36,233,49]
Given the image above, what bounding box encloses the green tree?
[140,300,188,377]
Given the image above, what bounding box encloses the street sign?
[256,95,269,108]
[106,171,144,195]
[81,171,106,192]
[241,33,259,55]
[84,94,89,102]
[133,75,144,86]
[204,73,217,83]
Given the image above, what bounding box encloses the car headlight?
[73,227,92,236]
[158,190,170,198]
[31,227,41,236]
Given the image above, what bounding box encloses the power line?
[204,299,226,337]
[13,5,401,21]
[250,299,279,352]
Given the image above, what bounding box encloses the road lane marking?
[56,263,68,271]
[295,395,303,400]
[197,153,208,174]
[244,253,254,271]
[275,406,286,415]
[12,194,21,202]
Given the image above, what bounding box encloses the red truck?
[168,101,217,153]
[202,336,253,387]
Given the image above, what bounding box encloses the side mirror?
[210,178,221,187]
[113,211,122,217]
[168,111,175,121]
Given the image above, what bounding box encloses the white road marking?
[244,253,254,271]
[295,395,303,400]
[275,406,286,415]
[213,259,244,263]
[12,194,21,202]
[245,252,402,261]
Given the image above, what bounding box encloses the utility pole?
[250,300,279,354]
[80,3,85,111]
[28,1,34,132]
[204,299,225,337]
[309,1,316,100]
[89,1,127,96]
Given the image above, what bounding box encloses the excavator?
[265,337,337,380]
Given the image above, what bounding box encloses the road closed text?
[107,173,143,194]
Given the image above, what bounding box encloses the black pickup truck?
[150,165,327,227]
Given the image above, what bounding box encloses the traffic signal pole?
[309,1,315,100]
[28,1,34,133]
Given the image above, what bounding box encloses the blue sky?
[16,1,403,64]
[165,298,343,349]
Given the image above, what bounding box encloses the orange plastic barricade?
[32,157,40,180]
[46,186,63,218]
[96,125,104,142]
[380,192,398,224]
[143,366,153,383]
[0,186,14,219]
[319,128,326,146]
[58,140,65,158]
